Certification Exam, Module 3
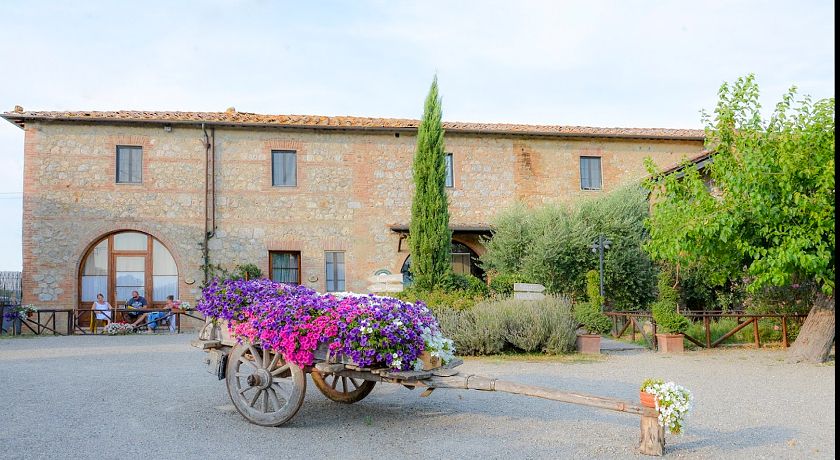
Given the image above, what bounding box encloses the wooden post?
[421,374,666,456]
[781,316,788,348]
[639,414,665,456]
[704,316,711,348]
[652,320,658,351]
[753,317,760,348]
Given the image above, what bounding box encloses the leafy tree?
[409,76,452,290]
[645,74,834,296]
[481,186,657,310]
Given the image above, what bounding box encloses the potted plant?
[574,271,612,354]
[640,378,694,434]
[651,272,690,352]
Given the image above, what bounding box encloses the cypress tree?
[409,76,451,290]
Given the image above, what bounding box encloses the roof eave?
[1,114,705,140]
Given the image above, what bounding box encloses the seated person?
[145,296,181,333]
[126,290,149,327]
[93,293,112,325]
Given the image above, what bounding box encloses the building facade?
[2,108,704,316]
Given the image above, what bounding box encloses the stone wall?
[20,121,704,319]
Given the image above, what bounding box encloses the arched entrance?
[78,231,179,310]
[400,241,485,285]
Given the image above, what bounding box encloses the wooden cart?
[193,321,668,456]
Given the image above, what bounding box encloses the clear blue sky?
[0,0,834,270]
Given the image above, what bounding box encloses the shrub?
[438,273,489,297]
[395,288,481,313]
[488,272,529,296]
[573,271,611,335]
[585,270,603,309]
[651,300,690,334]
[481,186,657,310]
[575,301,612,335]
[435,296,577,355]
[436,308,505,355]
[652,271,690,334]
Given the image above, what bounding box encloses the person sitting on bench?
[126,291,149,328]
[92,293,112,328]
[142,295,181,334]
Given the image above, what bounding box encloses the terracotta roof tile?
[2,108,705,140]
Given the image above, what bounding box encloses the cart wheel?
[226,342,306,426]
[311,370,376,403]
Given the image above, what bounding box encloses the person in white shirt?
[93,293,112,324]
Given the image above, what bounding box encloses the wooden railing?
[1,307,205,336]
[605,311,808,350]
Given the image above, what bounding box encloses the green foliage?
[640,378,664,392]
[651,270,690,333]
[574,301,612,335]
[651,301,690,334]
[200,263,263,288]
[231,263,263,281]
[395,288,481,312]
[409,75,452,291]
[745,282,817,315]
[656,270,679,303]
[585,270,603,308]
[645,74,835,296]
[684,317,801,346]
[481,186,657,310]
[438,272,490,297]
[435,296,577,355]
[488,272,529,296]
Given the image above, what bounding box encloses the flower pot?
[576,334,602,354]
[640,391,656,408]
[656,333,685,353]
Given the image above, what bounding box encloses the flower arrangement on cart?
[197,278,455,372]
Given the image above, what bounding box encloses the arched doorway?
[79,231,179,310]
[400,241,485,285]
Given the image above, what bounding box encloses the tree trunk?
[787,292,835,363]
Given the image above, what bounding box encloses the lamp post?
[590,234,612,308]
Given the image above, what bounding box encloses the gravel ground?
[0,334,834,459]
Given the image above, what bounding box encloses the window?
[152,240,178,301]
[401,241,485,285]
[325,251,345,292]
[116,146,142,183]
[445,153,454,188]
[270,251,300,284]
[450,243,472,275]
[272,150,297,186]
[580,156,602,190]
[78,231,179,324]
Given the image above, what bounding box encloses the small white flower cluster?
[412,327,456,370]
[645,381,693,434]
[391,353,403,369]
[104,322,135,335]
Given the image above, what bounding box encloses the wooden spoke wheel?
[226,342,306,426]
[311,370,376,404]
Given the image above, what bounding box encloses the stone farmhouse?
[2,107,704,317]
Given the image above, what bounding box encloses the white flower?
[644,381,693,434]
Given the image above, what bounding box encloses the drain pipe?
[202,123,216,285]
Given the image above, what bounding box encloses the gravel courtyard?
[0,334,834,459]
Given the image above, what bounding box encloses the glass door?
[115,256,146,302]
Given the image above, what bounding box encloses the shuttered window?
[580,156,602,190]
[116,146,142,183]
[325,251,345,292]
[272,150,297,186]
